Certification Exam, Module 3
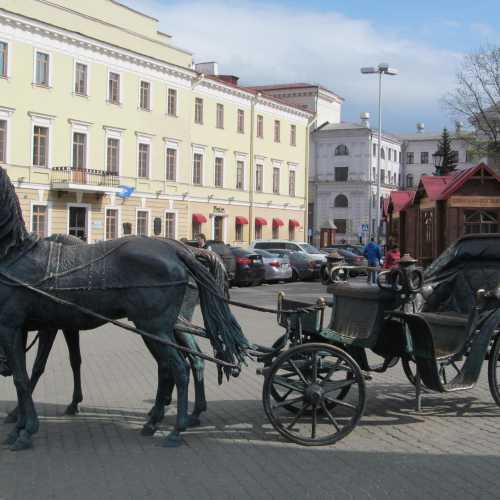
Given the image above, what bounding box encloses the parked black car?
[183,239,236,283]
[230,247,266,286]
[267,249,318,281]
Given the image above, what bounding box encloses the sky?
[123,0,500,133]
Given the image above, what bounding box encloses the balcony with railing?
[51,167,121,193]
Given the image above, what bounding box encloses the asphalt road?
[1,280,500,499]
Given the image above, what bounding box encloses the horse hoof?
[3,429,18,446]
[4,412,17,424]
[187,416,201,428]
[141,423,157,436]
[64,405,78,416]
[10,431,33,452]
[163,432,183,448]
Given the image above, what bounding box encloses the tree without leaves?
[434,128,458,176]
[443,45,500,159]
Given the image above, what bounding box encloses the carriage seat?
[324,282,399,347]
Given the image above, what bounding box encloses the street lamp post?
[360,63,398,242]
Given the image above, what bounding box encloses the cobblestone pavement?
[2,281,500,499]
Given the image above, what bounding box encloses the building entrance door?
[69,206,87,241]
[213,216,224,242]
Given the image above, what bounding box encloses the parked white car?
[250,240,327,262]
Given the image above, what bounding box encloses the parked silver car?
[252,249,293,282]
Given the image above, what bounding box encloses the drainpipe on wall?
[248,93,260,245]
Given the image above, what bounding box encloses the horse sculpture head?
[0,167,30,259]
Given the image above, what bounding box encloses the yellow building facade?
[0,0,312,245]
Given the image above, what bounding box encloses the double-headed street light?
[360,63,398,242]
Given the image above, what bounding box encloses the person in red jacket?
[384,244,401,269]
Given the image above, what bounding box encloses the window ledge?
[32,83,52,89]
[72,92,89,99]
[0,75,10,81]
[166,113,178,118]
[138,107,152,113]
[106,100,123,107]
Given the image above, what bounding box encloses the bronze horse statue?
[0,166,247,450]
[2,234,228,433]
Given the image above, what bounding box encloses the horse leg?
[0,327,38,451]
[176,332,206,427]
[62,329,83,415]
[140,338,171,436]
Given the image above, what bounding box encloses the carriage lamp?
[432,150,444,169]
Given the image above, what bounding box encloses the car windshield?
[253,249,275,258]
[299,244,321,254]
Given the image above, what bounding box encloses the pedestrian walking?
[383,244,401,270]
[363,237,381,285]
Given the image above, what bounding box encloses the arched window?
[406,174,414,188]
[335,144,349,156]
[334,194,348,208]
[380,147,385,159]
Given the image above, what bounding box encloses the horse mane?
[0,167,31,258]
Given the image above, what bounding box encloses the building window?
[406,174,414,188]
[407,152,414,164]
[32,204,48,238]
[214,157,224,187]
[72,132,86,169]
[334,167,348,182]
[273,167,280,194]
[166,147,177,181]
[373,143,377,156]
[380,169,385,184]
[255,221,262,240]
[380,148,385,160]
[290,125,296,146]
[372,167,376,182]
[289,170,296,197]
[399,151,401,163]
[334,194,348,208]
[235,160,244,190]
[274,120,280,143]
[106,138,119,173]
[194,97,203,124]
[216,103,224,129]
[74,62,88,95]
[466,150,475,162]
[388,149,391,161]
[288,225,295,241]
[0,119,6,163]
[167,88,177,116]
[464,210,498,234]
[139,81,151,110]
[235,222,243,241]
[105,208,118,240]
[272,224,279,239]
[255,164,263,192]
[165,212,176,239]
[192,220,201,238]
[137,143,150,178]
[452,150,459,163]
[257,115,264,138]
[0,41,8,77]
[108,72,120,104]
[421,151,429,164]
[237,109,245,133]
[335,144,349,156]
[35,51,50,86]
[372,194,376,209]
[334,219,347,234]
[33,126,49,167]
[193,152,203,185]
[136,210,149,236]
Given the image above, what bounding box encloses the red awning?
[255,217,267,226]
[192,213,207,224]
[272,218,284,227]
[289,219,300,228]
[235,216,249,225]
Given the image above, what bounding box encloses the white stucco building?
[398,123,477,189]
[309,115,401,246]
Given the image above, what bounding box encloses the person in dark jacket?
[363,237,381,284]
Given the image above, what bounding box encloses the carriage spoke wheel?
[488,334,500,406]
[402,354,466,387]
[263,343,366,446]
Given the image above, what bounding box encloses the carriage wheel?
[402,355,417,385]
[488,334,500,406]
[263,343,365,446]
[403,355,466,387]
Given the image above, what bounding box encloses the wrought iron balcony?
[51,166,120,193]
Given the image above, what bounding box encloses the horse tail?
[172,244,248,380]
